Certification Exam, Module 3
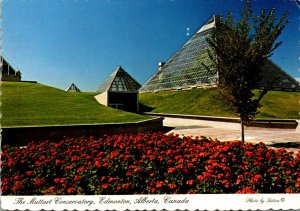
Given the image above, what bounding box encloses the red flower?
[65,166,72,170]
[166,149,173,155]
[74,175,81,181]
[122,183,130,189]
[7,159,14,168]
[156,181,164,188]
[168,184,177,189]
[150,187,156,193]
[244,151,253,157]
[94,160,101,168]
[217,173,223,179]
[110,151,118,159]
[187,163,195,169]
[108,178,115,183]
[26,171,33,176]
[12,181,22,192]
[251,174,263,185]
[236,187,256,194]
[102,184,109,189]
[48,186,55,192]
[77,166,85,173]
[197,175,203,181]
[167,167,176,173]
[67,187,77,194]
[34,178,44,187]
[60,178,66,183]
[186,180,194,185]
[222,180,230,188]
[285,188,293,193]
[39,155,46,160]
[134,167,141,172]
[103,162,110,167]
[71,156,80,162]
[285,170,291,175]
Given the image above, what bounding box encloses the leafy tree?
[205,1,289,143]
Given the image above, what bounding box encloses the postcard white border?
[1,194,300,210]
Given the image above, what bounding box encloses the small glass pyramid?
[66,83,81,92]
[97,66,141,93]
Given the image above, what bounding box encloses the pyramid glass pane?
[97,67,141,93]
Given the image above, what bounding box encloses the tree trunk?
[241,118,245,143]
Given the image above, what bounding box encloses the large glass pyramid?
[140,15,300,92]
[97,66,141,93]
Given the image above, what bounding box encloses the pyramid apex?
[197,15,216,34]
[115,65,125,72]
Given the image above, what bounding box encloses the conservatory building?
[139,15,300,92]
[95,66,141,112]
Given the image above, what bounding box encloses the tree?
[205,1,289,143]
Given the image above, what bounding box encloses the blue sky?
[2,0,299,91]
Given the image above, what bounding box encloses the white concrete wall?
[94,92,108,106]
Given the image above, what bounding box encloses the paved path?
[163,117,300,151]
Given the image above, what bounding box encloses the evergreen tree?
[205,1,289,143]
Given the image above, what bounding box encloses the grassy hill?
[1,82,149,127]
[139,88,299,119]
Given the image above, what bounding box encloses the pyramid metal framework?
[140,15,300,92]
[1,55,22,82]
[97,66,141,93]
[66,83,81,92]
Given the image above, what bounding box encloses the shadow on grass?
[139,103,155,113]
[268,142,300,149]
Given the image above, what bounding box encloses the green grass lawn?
[139,88,299,119]
[1,82,149,127]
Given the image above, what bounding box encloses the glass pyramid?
[97,66,141,93]
[1,55,22,76]
[140,16,300,92]
[66,83,81,92]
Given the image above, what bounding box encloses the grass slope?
[1,82,149,127]
[139,88,299,119]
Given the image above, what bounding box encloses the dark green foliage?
[205,0,289,142]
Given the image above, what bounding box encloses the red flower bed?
[1,132,299,195]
